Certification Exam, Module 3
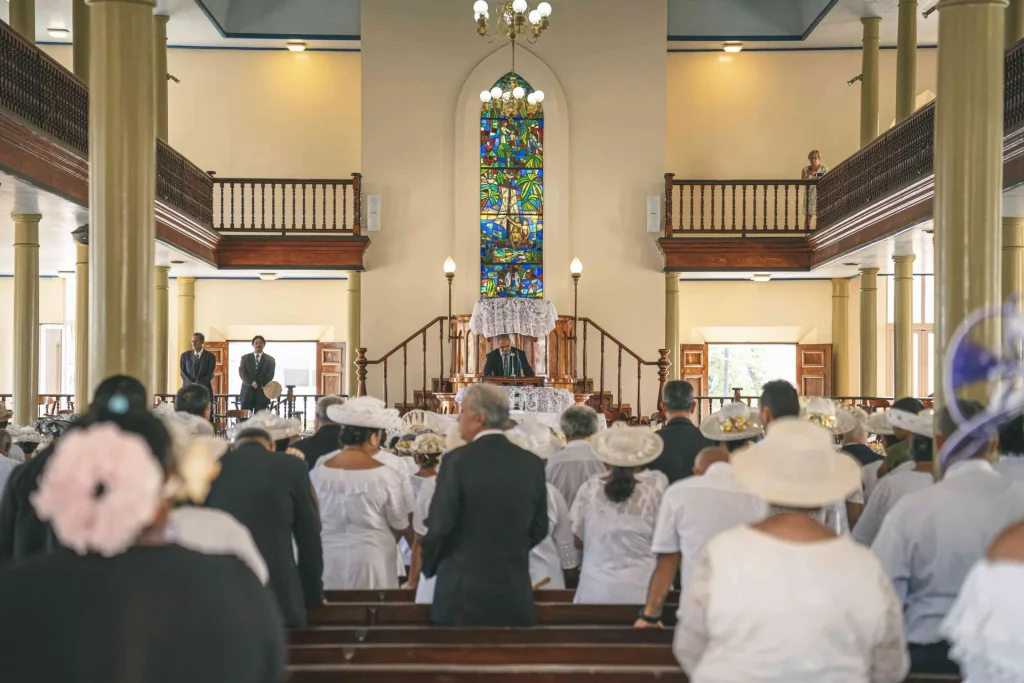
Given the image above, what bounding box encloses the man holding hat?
[238,335,276,412]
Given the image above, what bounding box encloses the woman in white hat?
[673,418,909,683]
[229,410,304,460]
[802,398,866,534]
[862,410,897,501]
[310,396,414,590]
[699,402,763,452]
[569,427,665,604]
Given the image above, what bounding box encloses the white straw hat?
[326,396,401,431]
[700,403,763,442]
[590,426,663,468]
[401,410,444,435]
[409,432,445,455]
[6,425,43,443]
[865,410,895,436]
[263,381,283,400]
[732,417,862,507]
[506,421,564,460]
[801,397,859,436]
[888,408,934,437]
[228,410,302,442]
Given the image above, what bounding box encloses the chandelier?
[472,0,552,43]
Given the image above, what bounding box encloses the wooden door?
[202,341,229,415]
[797,344,832,397]
[316,342,346,396]
[679,344,709,394]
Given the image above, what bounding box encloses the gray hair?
[463,384,510,429]
[316,395,346,424]
[560,406,599,439]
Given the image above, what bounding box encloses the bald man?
[635,446,767,628]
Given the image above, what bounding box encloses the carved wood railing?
[0,394,77,419]
[157,142,214,227]
[691,392,930,425]
[355,317,448,410]
[211,174,362,235]
[663,176,817,236]
[577,318,670,421]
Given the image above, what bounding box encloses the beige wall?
[0,278,66,393]
[667,48,938,178]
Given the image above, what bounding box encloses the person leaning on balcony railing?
[800,149,828,225]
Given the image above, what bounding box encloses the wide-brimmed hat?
[506,422,564,460]
[733,417,862,507]
[700,403,763,442]
[401,410,444,435]
[888,408,934,437]
[228,410,302,442]
[590,426,663,468]
[865,410,895,436]
[409,432,445,456]
[6,425,43,443]
[263,381,283,400]
[801,397,859,436]
[0,402,11,422]
[327,396,401,430]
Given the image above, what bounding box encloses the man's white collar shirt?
[852,467,933,547]
[546,440,607,509]
[473,429,505,442]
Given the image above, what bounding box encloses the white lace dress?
[310,462,414,590]
[569,476,662,604]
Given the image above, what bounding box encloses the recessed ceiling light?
[723,41,743,53]
[47,27,70,39]
[751,273,772,282]
[842,262,858,267]
[287,41,307,52]
[57,270,74,277]
[259,273,279,281]
[170,260,185,265]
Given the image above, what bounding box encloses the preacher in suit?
[482,334,535,378]
[239,335,276,411]
[421,384,548,627]
[179,332,216,397]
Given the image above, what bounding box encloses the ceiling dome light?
[537,2,552,17]
[47,27,70,39]
[286,41,307,52]
[512,0,528,13]
[528,9,541,24]
[526,92,537,105]
[512,86,525,99]
[534,90,545,103]
[490,86,503,99]
[480,90,492,102]
[723,41,743,53]
[473,0,489,13]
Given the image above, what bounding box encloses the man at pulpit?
[483,335,535,378]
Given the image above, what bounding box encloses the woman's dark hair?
[726,438,751,453]
[414,451,441,470]
[604,466,638,504]
[76,406,173,472]
[882,433,901,449]
[911,434,935,463]
[91,375,149,416]
[339,425,381,447]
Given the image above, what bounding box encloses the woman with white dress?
[673,418,909,683]
[570,427,664,605]
[310,398,414,590]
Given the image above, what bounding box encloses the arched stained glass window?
[480,72,544,298]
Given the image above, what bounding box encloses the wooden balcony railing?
[211,175,362,235]
[157,142,214,227]
[663,177,818,237]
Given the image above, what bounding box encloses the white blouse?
[529,484,579,590]
[569,476,662,604]
[310,462,413,590]
[412,476,438,604]
[674,525,909,683]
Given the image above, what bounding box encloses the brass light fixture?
[473,0,552,43]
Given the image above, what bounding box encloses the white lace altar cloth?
[469,299,558,338]
[409,411,607,437]
[455,386,576,414]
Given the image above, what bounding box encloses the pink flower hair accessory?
[31,423,164,557]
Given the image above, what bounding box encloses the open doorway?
[707,343,797,396]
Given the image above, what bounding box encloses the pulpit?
[482,376,546,387]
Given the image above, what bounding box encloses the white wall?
[0,278,67,393]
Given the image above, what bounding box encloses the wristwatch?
[636,609,661,624]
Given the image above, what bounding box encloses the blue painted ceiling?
[667,0,839,41]
[195,0,360,40]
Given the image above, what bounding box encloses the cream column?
[831,279,851,396]
[87,0,156,394]
[665,274,680,379]
[13,215,41,427]
[74,243,90,411]
[9,0,35,40]
[154,13,169,141]
[346,272,362,396]
[73,0,90,81]
[177,277,196,376]
[935,0,1006,411]
[893,255,917,398]
[861,17,882,146]
[154,266,170,394]
[1009,0,1024,45]
[1004,217,1024,304]
[859,268,879,396]
[896,1,918,122]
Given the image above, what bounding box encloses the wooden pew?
[289,643,677,666]
[308,603,673,627]
[290,626,673,646]
[322,589,679,604]
[287,664,688,682]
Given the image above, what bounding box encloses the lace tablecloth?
[455,385,576,413]
[469,298,558,338]
[422,411,607,435]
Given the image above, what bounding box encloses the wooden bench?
[308,603,673,627]
[287,664,688,682]
[289,643,677,666]
[322,589,676,604]
[290,626,673,646]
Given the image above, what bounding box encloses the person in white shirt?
[852,411,934,547]
[546,406,606,508]
[167,506,269,584]
[674,418,909,683]
[570,427,664,605]
[802,397,866,533]
[995,414,1024,481]
[872,401,1024,675]
[636,403,767,628]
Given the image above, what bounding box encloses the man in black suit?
[293,395,346,472]
[204,427,323,628]
[179,332,216,397]
[421,384,548,627]
[238,335,276,411]
[482,334,535,378]
[650,380,715,484]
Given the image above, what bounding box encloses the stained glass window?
[480,72,544,298]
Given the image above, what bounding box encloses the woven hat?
[700,403,763,442]
[802,397,859,436]
[0,401,11,422]
[326,396,401,430]
[888,408,934,437]
[228,410,302,442]
[865,410,895,436]
[506,421,564,460]
[401,410,444,435]
[732,417,862,507]
[590,426,663,468]
[263,381,283,400]
[6,425,43,443]
[409,432,445,456]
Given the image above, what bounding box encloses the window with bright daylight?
[707,344,797,396]
[227,341,319,397]
[886,274,934,398]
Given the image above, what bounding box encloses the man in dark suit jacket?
[650,380,715,484]
[293,395,346,472]
[179,332,216,397]
[238,335,276,411]
[421,384,548,627]
[204,427,323,628]
[482,334,535,378]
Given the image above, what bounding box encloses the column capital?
[938,0,1008,7]
[892,254,917,263]
[858,267,880,275]
[11,213,43,223]
[862,15,882,28]
[831,278,850,297]
[86,0,157,6]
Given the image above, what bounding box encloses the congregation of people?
[1,366,1023,683]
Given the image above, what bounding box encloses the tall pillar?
[154,13,169,141]
[346,272,362,397]
[13,215,41,427]
[859,268,880,396]
[831,278,851,395]
[9,0,35,41]
[1009,0,1024,46]
[73,0,90,82]
[665,274,680,379]
[893,255,916,398]
[896,1,918,123]
[861,17,882,146]
[1003,217,1024,304]
[154,266,170,394]
[87,0,157,395]
[934,0,1006,411]
[74,243,90,411]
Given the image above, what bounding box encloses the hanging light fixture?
[473,1,552,43]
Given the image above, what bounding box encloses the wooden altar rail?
[691,393,928,425]
[577,318,670,421]
[212,175,362,235]
[663,177,817,237]
[355,317,448,409]
[0,394,77,418]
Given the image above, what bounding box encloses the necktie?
[255,355,260,370]
[503,353,509,377]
